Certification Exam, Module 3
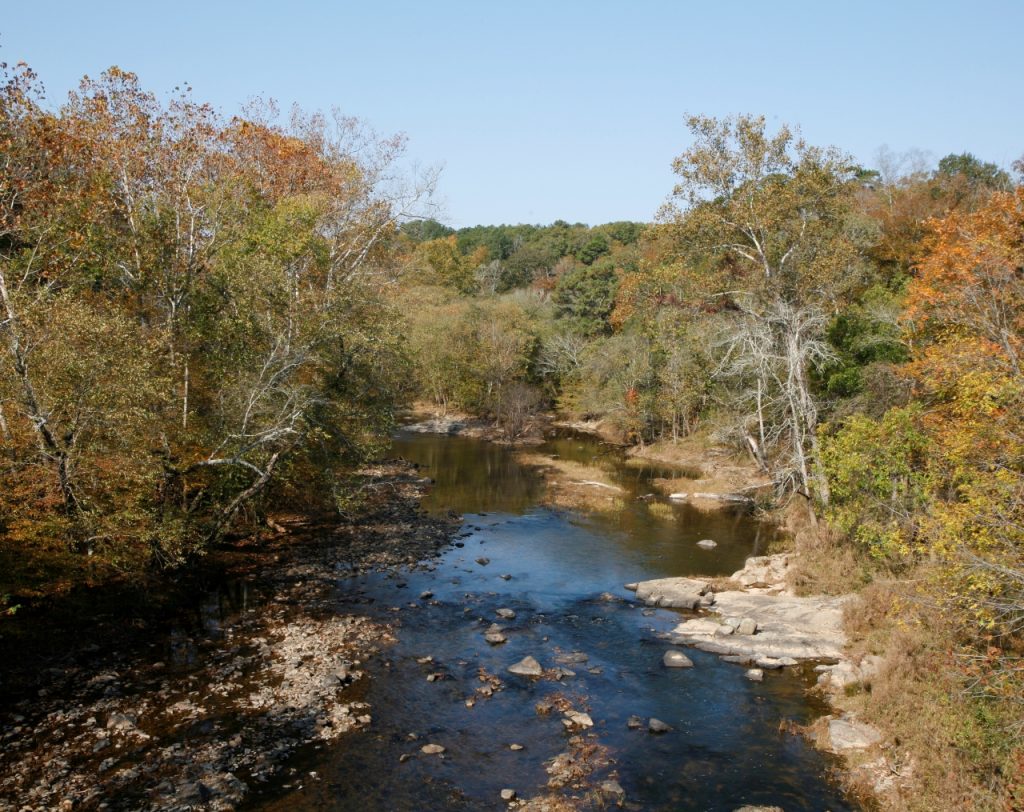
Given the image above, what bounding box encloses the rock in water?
[632,576,710,609]
[600,780,626,800]
[496,608,516,619]
[500,789,516,801]
[507,656,543,677]
[663,650,694,668]
[626,715,644,729]
[696,539,718,549]
[745,668,764,682]
[648,718,672,733]
[420,743,445,755]
[476,557,490,566]
[565,711,593,728]
[483,622,506,645]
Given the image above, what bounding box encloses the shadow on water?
[249,431,854,811]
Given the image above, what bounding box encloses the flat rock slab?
[671,591,849,661]
[630,577,710,609]
[828,717,883,752]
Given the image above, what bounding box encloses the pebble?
[509,743,524,751]
[475,557,490,566]
[420,743,445,755]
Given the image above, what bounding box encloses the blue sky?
[3,1,1022,227]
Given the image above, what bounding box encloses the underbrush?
[793,519,1024,810]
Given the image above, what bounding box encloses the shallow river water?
[251,431,855,811]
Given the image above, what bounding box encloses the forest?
[1,61,1022,809]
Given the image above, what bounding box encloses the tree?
[664,114,863,512]
[553,260,619,336]
[0,62,434,589]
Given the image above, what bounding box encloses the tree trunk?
[0,268,81,515]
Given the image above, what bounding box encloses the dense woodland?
[1,63,1022,807]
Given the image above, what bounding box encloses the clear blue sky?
[3,1,1022,227]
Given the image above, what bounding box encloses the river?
[250,430,855,811]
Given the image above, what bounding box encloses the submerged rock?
[600,779,626,800]
[496,608,516,620]
[648,718,672,734]
[420,743,446,755]
[696,539,718,549]
[745,668,764,682]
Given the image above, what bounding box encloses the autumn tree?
[0,62,432,590]
[663,114,865,511]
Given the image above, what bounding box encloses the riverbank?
[0,462,460,811]
[537,422,909,808]
[628,554,903,807]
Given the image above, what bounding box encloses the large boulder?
[730,554,790,591]
[827,716,883,753]
[629,577,710,609]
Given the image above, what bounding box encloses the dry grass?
[813,565,1024,811]
[645,501,676,521]
[787,527,874,596]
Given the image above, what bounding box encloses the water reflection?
[392,429,776,578]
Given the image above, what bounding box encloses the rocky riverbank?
[0,462,460,812]
[629,553,907,805]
